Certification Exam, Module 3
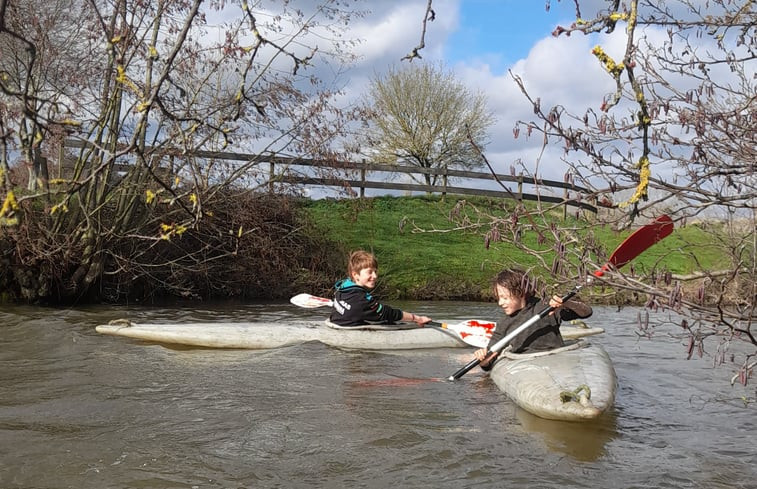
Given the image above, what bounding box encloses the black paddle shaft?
[447,287,580,381]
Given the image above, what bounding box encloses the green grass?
[300,195,724,301]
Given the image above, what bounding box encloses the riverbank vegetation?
[0,191,345,303]
[0,190,735,306]
[299,195,727,303]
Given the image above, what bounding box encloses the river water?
[1,301,754,489]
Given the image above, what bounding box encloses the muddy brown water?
[1,302,754,488]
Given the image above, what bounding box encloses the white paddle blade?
[451,330,489,348]
[290,293,333,309]
[457,319,495,334]
[441,320,495,348]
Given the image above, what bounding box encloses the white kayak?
[490,339,617,422]
[95,319,603,350]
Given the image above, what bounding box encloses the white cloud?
[330,0,460,104]
[437,30,624,178]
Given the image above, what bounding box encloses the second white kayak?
[490,339,617,422]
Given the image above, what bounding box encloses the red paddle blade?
[595,215,674,277]
[459,319,495,332]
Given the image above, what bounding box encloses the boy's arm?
[362,293,403,324]
[401,310,432,325]
[549,295,593,319]
[566,299,592,318]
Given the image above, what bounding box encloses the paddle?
[594,214,674,277]
[447,214,674,381]
[290,293,334,309]
[289,293,495,348]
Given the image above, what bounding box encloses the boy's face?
[352,267,378,289]
[495,285,526,316]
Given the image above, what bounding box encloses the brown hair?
[492,268,535,300]
[348,250,378,277]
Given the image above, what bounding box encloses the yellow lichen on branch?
[50,202,69,214]
[609,12,628,22]
[0,191,20,226]
[591,46,625,78]
[116,65,143,98]
[159,222,188,240]
[618,155,651,208]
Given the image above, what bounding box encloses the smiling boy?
[329,250,431,327]
[473,268,592,370]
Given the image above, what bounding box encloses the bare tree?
[0,0,361,301]
[365,62,495,187]
[407,0,755,389]
[509,0,756,388]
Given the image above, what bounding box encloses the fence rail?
[61,139,598,214]
[272,157,597,213]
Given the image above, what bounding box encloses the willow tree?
[0,0,361,302]
[366,62,495,187]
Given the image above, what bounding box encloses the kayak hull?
[490,340,617,422]
[96,319,603,350]
[96,320,469,349]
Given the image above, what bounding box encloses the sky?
[331,0,622,184]
[446,0,575,72]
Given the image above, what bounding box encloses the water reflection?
[515,407,618,462]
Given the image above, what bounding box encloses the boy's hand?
[474,347,498,366]
[412,314,431,325]
[548,294,564,315]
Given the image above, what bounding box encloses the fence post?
[58,143,64,180]
[269,161,274,194]
[442,165,448,199]
[360,159,366,198]
[563,186,568,221]
[517,173,523,202]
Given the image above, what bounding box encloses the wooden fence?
[271,157,598,214]
[61,139,598,214]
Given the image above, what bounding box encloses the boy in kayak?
[329,250,432,327]
[474,268,592,370]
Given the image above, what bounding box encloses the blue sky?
[446,0,575,72]
[215,1,739,202]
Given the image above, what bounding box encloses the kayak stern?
[491,340,617,422]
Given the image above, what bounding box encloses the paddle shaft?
[447,288,579,381]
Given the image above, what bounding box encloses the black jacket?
[328,279,403,326]
[482,296,591,370]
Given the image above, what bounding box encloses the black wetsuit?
[328,279,403,326]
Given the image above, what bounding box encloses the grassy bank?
[300,195,721,302]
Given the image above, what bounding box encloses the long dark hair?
[491,268,536,300]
